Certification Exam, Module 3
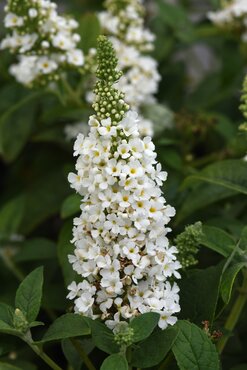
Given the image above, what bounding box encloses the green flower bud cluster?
[13,308,29,333]
[175,222,203,269]
[114,325,134,346]
[93,36,129,124]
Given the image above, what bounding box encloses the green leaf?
[129,312,159,342]
[0,363,23,370]
[161,149,183,171]
[239,226,247,251]
[177,160,247,222]
[0,92,40,162]
[221,263,246,304]
[0,195,26,241]
[0,303,14,326]
[131,326,178,368]
[0,304,20,336]
[15,267,44,323]
[179,263,224,325]
[201,225,235,257]
[78,13,101,53]
[0,320,20,336]
[20,170,70,234]
[176,183,236,222]
[172,321,220,370]
[42,314,90,342]
[57,219,77,286]
[157,1,195,43]
[28,321,44,329]
[183,160,247,195]
[61,194,81,219]
[100,354,128,370]
[14,238,56,262]
[62,339,83,370]
[86,319,119,354]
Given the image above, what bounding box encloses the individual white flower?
[119,110,139,137]
[52,32,75,50]
[67,281,81,300]
[37,57,58,74]
[29,8,38,18]
[158,311,178,330]
[98,118,117,137]
[9,56,38,86]
[75,292,95,313]
[4,13,24,28]
[67,49,84,66]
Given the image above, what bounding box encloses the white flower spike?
[67,36,181,333]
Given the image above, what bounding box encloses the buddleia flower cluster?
[1,0,84,87]
[208,0,247,43]
[67,36,180,333]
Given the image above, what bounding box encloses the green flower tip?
[96,35,122,85]
[93,35,129,124]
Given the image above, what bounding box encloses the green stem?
[24,331,62,370]
[217,269,247,354]
[61,77,82,107]
[1,247,25,281]
[70,338,96,370]
[47,87,67,106]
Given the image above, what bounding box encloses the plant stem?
[61,77,82,107]
[1,247,25,281]
[70,338,96,370]
[24,331,62,370]
[217,269,247,354]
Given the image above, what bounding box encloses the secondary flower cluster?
[99,0,160,127]
[67,36,180,332]
[1,0,84,86]
[208,0,247,42]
